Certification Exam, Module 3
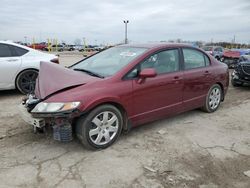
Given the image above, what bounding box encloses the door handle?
[173,76,182,81]
[204,71,211,75]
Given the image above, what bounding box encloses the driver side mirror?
[137,68,157,84]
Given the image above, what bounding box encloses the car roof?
[0,40,31,51]
[119,43,195,50]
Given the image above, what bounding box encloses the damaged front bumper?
[18,104,45,128]
[19,103,75,142]
[19,95,82,142]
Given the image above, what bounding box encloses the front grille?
[242,65,250,75]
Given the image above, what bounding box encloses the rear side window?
[10,45,28,56]
[183,48,209,70]
[0,44,12,57]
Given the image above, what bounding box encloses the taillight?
[50,58,59,64]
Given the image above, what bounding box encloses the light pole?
[123,20,129,44]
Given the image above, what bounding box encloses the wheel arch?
[82,100,130,132]
[15,68,39,89]
[215,82,225,101]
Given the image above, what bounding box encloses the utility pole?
[123,20,129,44]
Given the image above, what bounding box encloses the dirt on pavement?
[0,54,249,188]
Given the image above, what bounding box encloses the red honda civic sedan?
[19,43,229,149]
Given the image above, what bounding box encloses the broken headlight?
[31,102,80,113]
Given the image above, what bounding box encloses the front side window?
[183,48,208,70]
[0,44,12,57]
[126,49,180,79]
[72,46,147,77]
[141,49,179,74]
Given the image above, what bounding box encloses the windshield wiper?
[73,68,105,78]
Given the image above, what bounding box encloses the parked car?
[27,43,47,51]
[232,49,250,56]
[231,54,250,86]
[202,46,224,60]
[74,45,84,51]
[44,44,64,52]
[0,41,59,94]
[220,49,241,68]
[19,43,229,149]
[64,45,75,51]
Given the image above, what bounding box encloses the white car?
[0,41,59,94]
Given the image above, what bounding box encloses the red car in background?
[27,43,47,51]
[19,43,229,150]
[221,49,241,68]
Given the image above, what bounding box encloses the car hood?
[35,61,100,99]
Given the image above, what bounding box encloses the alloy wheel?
[89,111,119,146]
[18,70,38,94]
[209,87,221,110]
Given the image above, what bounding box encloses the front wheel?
[76,105,123,150]
[16,69,38,94]
[202,84,222,113]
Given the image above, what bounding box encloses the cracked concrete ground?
[0,53,250,188]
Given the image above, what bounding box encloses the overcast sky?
[0,0,249,44]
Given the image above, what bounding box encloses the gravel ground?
[0,54,250,188]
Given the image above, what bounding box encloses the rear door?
[182,48,213,111]
[129,48,183,125]
[0,44,26,89]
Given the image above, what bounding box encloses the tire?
[16,69,38,94]
[231,79,243,87]
[75,104,123,150]
[202,84,222,113]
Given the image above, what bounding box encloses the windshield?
[71,46,147,77]
[202,46,213,51]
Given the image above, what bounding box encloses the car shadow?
[231,84,250,91]
[0,89,23,98]
[122,109,201,138]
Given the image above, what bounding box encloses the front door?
[130,48,183,125]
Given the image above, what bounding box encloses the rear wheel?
[76,104,123,150]
[16,69,38,94]
[202,84,222,113]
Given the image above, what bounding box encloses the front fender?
[80,96,127,113]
